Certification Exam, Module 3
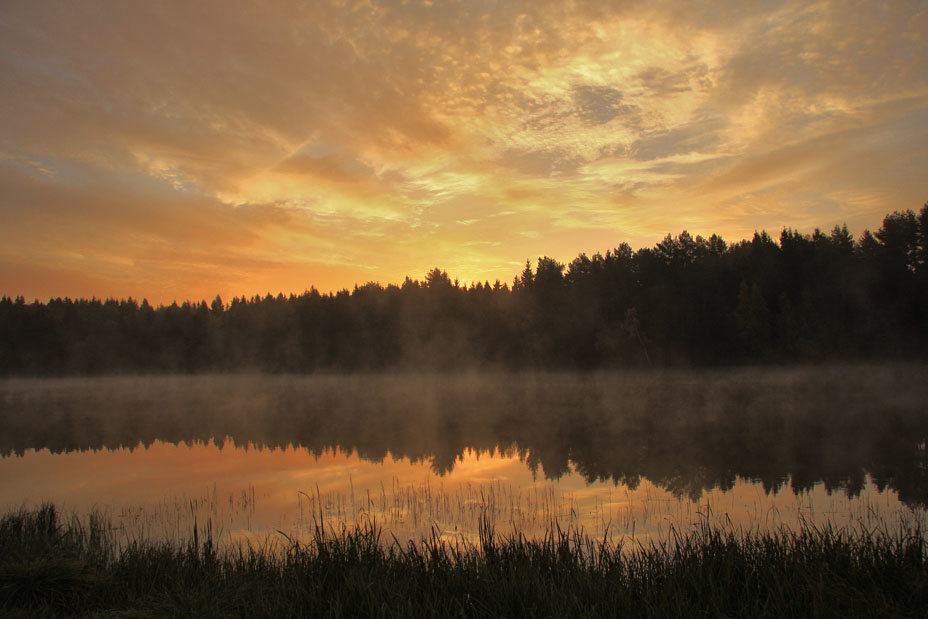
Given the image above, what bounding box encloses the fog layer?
[2,365,926,506]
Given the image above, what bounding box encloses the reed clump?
[1,504,926,617]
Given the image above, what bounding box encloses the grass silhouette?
[1,504,926,617]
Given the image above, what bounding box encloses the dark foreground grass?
[1,505,927,617]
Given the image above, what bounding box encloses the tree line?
[2,204,927,374]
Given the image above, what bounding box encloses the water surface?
[2,366,926,546]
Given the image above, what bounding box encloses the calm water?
[2,366,927,547]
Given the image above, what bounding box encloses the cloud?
[1,0,926,301]
[572,85,635,126]
[497,147,584,177]
[631,114,726,161]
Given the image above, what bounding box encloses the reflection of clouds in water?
[2,366,928,530]
[1,440,924,551]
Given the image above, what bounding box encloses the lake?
[2,365,926,549]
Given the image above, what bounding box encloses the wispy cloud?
[1,0,926,302]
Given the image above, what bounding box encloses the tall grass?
[1,504,926,617]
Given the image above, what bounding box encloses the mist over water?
[1,364,927,545]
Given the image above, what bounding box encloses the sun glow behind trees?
[2,206,927,373]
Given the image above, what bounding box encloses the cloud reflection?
[2,367,927,507]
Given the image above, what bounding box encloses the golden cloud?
[0,1,926,301]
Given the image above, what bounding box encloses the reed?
[1,503,926,617]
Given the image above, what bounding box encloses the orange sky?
[1,1,926,305]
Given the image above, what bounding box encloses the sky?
[1,0,926,304]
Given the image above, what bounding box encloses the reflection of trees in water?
[2,367,928,506]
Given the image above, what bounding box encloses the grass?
[1,505,927,617]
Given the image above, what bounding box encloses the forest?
[2,204,927,374]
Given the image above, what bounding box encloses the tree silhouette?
[2,204,928,374]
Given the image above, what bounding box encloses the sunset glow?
[2,1,926,304]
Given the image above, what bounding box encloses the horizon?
[2,1,926,306]
[0,212,912,306]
